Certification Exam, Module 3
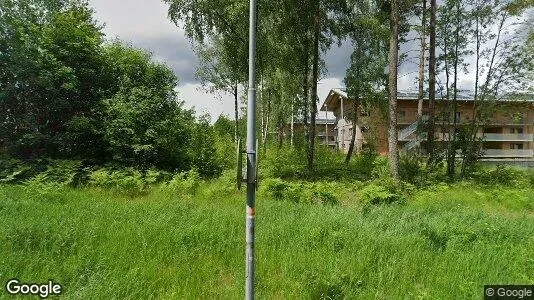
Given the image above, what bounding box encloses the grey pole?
[245,0,257,298]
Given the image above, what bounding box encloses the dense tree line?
[0,0,225,176]
[164,0,532,180]
[1,0,532,180]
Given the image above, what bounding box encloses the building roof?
[320,88,534,112]
[320,89,348,112]
[293,117,336,125]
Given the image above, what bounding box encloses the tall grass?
[1,178,533,299]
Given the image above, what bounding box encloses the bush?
[260,178,340,205]
[144,169,173,185]
[89,167,148,196]
[261,146,305,179]
[25,160,90,187]
[472,165,528,187]
[349,150,379,179]
[360,183,400,205]
[399,154,424,184]
[164,169,202,195]
[261,178,290,201]
[0,159,53,184]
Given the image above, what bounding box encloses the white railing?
[398,116,429,141]
[482,133,533,141]
[482,149,534,157]
[401,140,420,153]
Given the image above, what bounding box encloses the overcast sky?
[87,1,528,121]
[88,0,353,121]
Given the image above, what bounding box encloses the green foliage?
[261,178,289,201]
[25,160,89,187]
[261,146,305,179]
[0,159,51,183]
[0,159,34,184]
[1,179,533,298]
[261,144,382,181]
[348,149,380,179]
[1,1,105,158]
[360,183,400,205]
[399,154,425,184]
[103,86,193,169]
[0,2,228,174]
[189,115,222,177]
[163,169,202,195]
[260,178,340,206]
[89,167,148,197]
[472,164,531,187]
[144,169,173,185]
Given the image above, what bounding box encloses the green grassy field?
[1,178,533,299]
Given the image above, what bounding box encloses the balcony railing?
[482,149,534,158]
[400,133,533,142]
[482,133,533,141]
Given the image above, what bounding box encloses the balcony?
[482,149,534,158]
[482,133,533,141]
[400,133,533,142]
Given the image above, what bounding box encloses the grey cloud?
[133,36,200,85]
[323,41,352,81]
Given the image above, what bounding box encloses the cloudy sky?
[87,1,528,121]
[88,0,355,121]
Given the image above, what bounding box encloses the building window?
[398,110,406,121]
[511,127,524,134]
[455,111,462,123]
[511,143,524,150]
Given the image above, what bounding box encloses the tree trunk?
[307,3,320,170]
[302,48,310,134]
[388,0,399,180]
[234,83,239,144]
[463,13,506,175]
[290,97,294,146]
[463,1,482,175]
[417,0,426,119]
[447,2,461,179]
[345,95,360,164]
[262,89,271,154]
[427,0,437,165]
[278,119,284,148]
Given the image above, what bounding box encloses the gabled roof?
[320,88,347,112]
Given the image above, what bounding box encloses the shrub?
[0,159,33,183]
[144,169,173,185]
[203,169,239,196]
[349,150,379,180]
[261,178,290,201]
[261,146,305,179]
[89,167,148,196]
[472,164,528,187]
[164,169,202,195]
[360,183,400,205]
[399,154,424,185]
[260,178,340,205]
[25,160,88,187]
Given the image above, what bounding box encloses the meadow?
[1,167,533,299]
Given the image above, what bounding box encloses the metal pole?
[245,0,257,298]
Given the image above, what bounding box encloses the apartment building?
[320,89,534,162]
[290,118,337,149]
